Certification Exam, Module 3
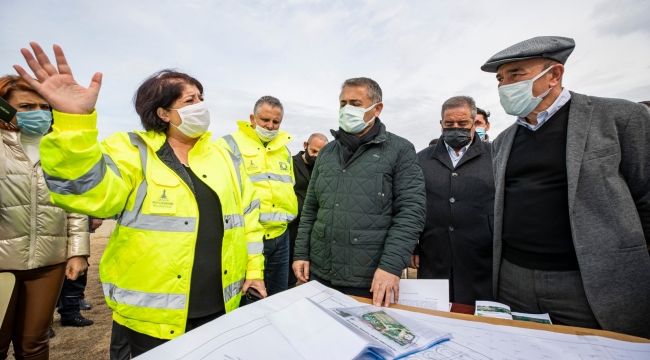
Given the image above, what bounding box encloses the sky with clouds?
[1,0,649,152]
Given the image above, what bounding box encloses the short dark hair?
[476,107,490,123]
[253,95,284,115]
[429,138,439,146]
[133,69,203,133]
[639,101,650,109]
[341,77,382,103]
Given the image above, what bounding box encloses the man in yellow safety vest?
[216,96,298,296]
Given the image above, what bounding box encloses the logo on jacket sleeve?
[279,162,289,172]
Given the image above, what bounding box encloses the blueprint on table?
[138,281,650,360]
[401,310,650,360]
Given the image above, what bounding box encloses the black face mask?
[304,147,316,166]
[442,128,472,148]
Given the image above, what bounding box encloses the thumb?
[88,72,103,94]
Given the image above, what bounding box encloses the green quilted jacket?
[294,122,426,288]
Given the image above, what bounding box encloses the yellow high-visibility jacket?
[216,121,298,239]
[39,111,264,340]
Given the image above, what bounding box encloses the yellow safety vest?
[40,111,264,340]
[216,121,298,239]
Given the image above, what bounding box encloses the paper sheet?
[474,300,512,319]
[138,281,360,360]
[511,312,552,325]
[266,298,372,360]
[400,310,650,360]
[394,279,450,312]
[139,282,650,360]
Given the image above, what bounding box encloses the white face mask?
[338,103,377,134]
[498,65,554,117]
[169,101,210,138]
[254,119,279,142]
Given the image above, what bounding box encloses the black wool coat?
[416,135,495,305]
[288,152,312,269]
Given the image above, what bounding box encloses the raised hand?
[14,42,102,115]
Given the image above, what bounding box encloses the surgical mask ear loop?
[532,65,556,98]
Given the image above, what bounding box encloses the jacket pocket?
[583,145,617,162]
[105,233,151,282]
[241,147,263,175]
[310,221,327,259]
[375,173,384,210]
[349,229,387,278]
[149,167,180,214]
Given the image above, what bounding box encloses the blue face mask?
[498,65,554,117]
[16,110,52,137]
[475,127,486,141]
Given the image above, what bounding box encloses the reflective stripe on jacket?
[0,129,89,270]
[216,121,298,239]
[40,111,264,340]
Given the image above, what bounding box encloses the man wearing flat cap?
[484,36,650,338]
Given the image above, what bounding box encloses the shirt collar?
[444,141,470,158]
[517,87,571,131]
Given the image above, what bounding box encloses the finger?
[66,267,78,281]
[304,263,310,281]
[13,65,42,92]
[384,286,392,307]
[30,42,58,77]
[394,284,400,304]
[88,72,103,97]
[297,269,306,283]
[298,265,307,283]
[374,286,384,307]
[20,46,49,82]
[415,256,420,268]
[53,44,73,76]
[242,282,250,294]
[253,284,268,298]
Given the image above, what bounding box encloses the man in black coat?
[287,133,328,288]
[411,96,495,305]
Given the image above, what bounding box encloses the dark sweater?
[502,100,579,271]
[186,167,225,318]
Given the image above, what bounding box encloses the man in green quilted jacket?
[293,77,426,307]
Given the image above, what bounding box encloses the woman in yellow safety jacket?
[14,43,267,357]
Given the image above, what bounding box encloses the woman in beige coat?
[0,75,90,360]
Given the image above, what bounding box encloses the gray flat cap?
[481,36,575,73]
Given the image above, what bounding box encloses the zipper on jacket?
[27,165,38,268]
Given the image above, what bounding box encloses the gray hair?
[254,95,284,115]
[441,96,477,119]
[341,77,383,103]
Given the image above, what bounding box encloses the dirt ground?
[8,221,116,360]
[8,220,417,359]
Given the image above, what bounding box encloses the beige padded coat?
[0,129,89,271]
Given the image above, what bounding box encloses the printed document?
[475,300,552,324]
[267,299,451,359]
[393,279,449,312]
[138,282,650,360]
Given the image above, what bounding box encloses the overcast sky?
[2,0,648,152]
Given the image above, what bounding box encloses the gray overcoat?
[492,92,650,338]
